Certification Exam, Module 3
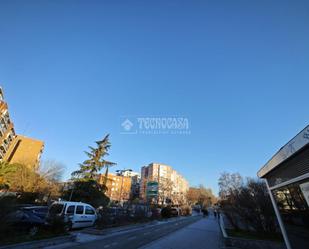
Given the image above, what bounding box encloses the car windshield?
[49,204,64,215]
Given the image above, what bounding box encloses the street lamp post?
[116,168,132,205]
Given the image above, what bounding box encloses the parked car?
[161,207,179,218]
[151,208,161,218]
[21,206,49,219]
[46,201,97,229]
[5,208,45,235]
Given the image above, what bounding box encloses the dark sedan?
[5,208,46,235]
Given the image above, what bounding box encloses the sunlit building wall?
[0,87,44,169]
[140,163,189,205]
[99,173,132,202]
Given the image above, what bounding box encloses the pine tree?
[72,134,116,181]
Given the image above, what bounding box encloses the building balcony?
[0,102,8,114]
[0,122,14,145]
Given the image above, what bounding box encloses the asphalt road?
[70,216,202,249]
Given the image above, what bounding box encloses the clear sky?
[1,0,308,194]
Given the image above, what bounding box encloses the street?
[46,215,223,249]
[140,215,221,249]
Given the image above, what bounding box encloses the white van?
[47,201,97,229]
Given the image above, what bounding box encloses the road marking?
[104,245,110,248]
[128,236,137,240]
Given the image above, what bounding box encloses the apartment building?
[122,171,141,200]
[4,135,44,170]
[0,87,44,169]
[99,173,132,202]
[140,163,189,205]
[0,89,16,161]
[122,170,140,178]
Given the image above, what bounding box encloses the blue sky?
[0,0,308,194]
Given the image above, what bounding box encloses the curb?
[0,235,76,249]
[218,216,285,249]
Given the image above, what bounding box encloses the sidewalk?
[44,216,197,249]
[139,216,222,249]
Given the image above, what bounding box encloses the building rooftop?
[258,125,309,178]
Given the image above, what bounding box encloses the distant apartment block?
[122,170,140,178]
[140,163,189,205]
[0,87,44,169]
[99,173,132,202]
[121,171,141,200]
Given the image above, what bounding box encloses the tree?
[233,179,277,233]
[158,178,174,205]
[72,134,116,181]
[186,187,200,205]
[0,161,64,202]
[0,162,18,190]
[62,180,109,208]
[39,159,65,183]
[218,172,243,199]
[67,135,116,208]
[4,163,38,192]
[198,185,216,207]
[186,185,216,207]
[218,172,278,233]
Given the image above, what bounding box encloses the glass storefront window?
[272,179,309,249]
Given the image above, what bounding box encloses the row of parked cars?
[5,201,97,235]
[5,201,191,235]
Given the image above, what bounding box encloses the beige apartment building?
[99,173,132,202]
[0,87,44,169]
[140,163,189,205]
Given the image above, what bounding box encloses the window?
[76,205,84,214]
[0,146,5,154]
[49,204,64,215]
[273,179,309,249]
[85,206,95,215]
[66,205,75,215]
